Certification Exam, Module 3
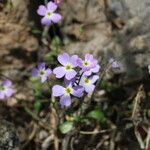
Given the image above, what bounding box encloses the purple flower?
[32,62,52,83]
[53,53,78,80]
[52,84,84,107]
[77,54,98,72]
[148,65,150,74]
[79,75,99,93]
[109,58,120,68]
[0,80,15,100]
[37,1,62,26]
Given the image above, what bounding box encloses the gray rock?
[61,0,150,84]
[0,120,20,150]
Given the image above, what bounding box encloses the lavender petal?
[2,80,12,87]
[50,13,62,23]
[4,89,14,97]
[60,95,71,107]
[85,53,93,61]
[32,68,38,77]
[47,2,57,12]
[38,62,46,69]
[40,75,47,83]
[41,16,51,26]
[46,68,52,76]
[85,84,95,93]
[70,55,78,67]
[73,86,84,97]
[52,85,64,96]
[0,91,5,100]
[58,53,70,65]
[37,5,47,16]
[90,75,99,84]
[53,66,66,78]
[65,69,77,80]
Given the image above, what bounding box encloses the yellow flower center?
[47,12,52,17]
[84,61,90,66]
[65,64,72,71]
[65,87,72,94]
[39,70,45,75]
[84,78,90,84]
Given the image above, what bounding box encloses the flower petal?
[83,70,92,76]
[77,58,83,67]
[50,13,62,23]
[46,68,52,76]
[40,75,47,83]
[38,62,45,69]
[32,68,38,77]
[64,77,77,86]
[2,80,12,87]
[52,85,64,96]
[90,75,99,84]
[85,84,95,93]
[37,5,47,16]
[53,67,66,78]
[47,2,57,12]
[109,58,120,68]
[85,53,93,61]
[41,16,51,26]
[0,91,5,100]
[70,55,78,67]
[4,89,14,97]
[65,69,77,80]
[58,53,70,65]
[73,86,84,97]
[92,64,100,73]
[60,95,71,107]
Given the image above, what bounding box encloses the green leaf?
[74,116,81,122]
[59,121,74,134]
[87,109,106,122]
[79,26,85,33]
[45,51,58,64]
[31,29,42,35]
[51,36,62,51]
[33,101,41,111]
[147,110,150,118]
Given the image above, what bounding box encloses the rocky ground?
[0,0,150,149]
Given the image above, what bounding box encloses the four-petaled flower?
[109,58,120,68]
[32,62,52,83]
[79,75,99,93]
[52,84,84,107]
[53,53,78,80]
[37,1,62,26]
[77,54,97,72]
[0,80,15,100]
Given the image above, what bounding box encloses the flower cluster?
[52,53,100,107]
[0,80,15,100]
[32,53,100,108]
[37,1,62,26]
